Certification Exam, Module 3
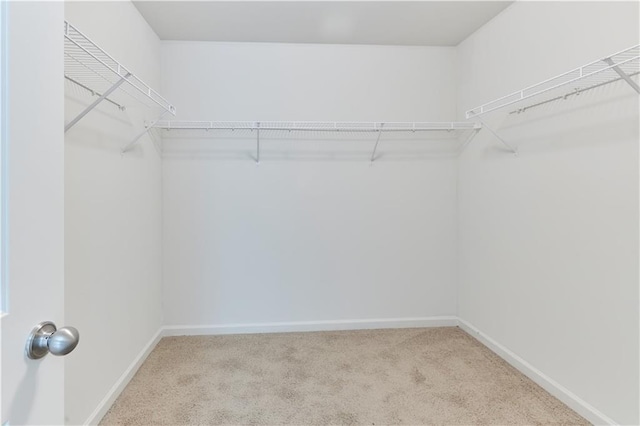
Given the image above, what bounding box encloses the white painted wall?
[161,43,459,327]
[457,2,639,424]
[64,2,164,424]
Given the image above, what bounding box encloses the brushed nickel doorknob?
[26,321,80,359]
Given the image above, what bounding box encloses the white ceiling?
[133,1,513,46]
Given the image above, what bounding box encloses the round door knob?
[26,321,80,359]
[48,326,80,356]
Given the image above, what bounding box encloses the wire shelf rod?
[509,70,640,115]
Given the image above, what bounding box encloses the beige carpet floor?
[101,327,588,425]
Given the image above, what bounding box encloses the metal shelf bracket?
[603,57,640,94]
[256,122,261,164]
[457,127,482,155]
[65,73,131,132]
[370,123,384,163]
[479,120,518,156]
[122,110,170,153]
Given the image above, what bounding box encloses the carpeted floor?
[100,327,588,425]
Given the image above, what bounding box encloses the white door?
[1,2,67,425]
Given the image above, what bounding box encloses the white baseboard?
[162,316,458,336]
[457,318,616,426]
[83,327,164,426]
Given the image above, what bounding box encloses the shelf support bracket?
[370,123,384,163]
[603,58,640,94]
[479,120,518,156]
[457,127,482,156]
[256,122,261,164]
[65,73,131,132]
[122,110,169,153]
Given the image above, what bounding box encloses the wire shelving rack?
[154,121,482,162]
[466,45,640,118]
[64,21,176,150]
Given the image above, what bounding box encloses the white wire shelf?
[466,45,640,118]
[155,121,482,162]
[64,20,176,136]
[154,121,480,132]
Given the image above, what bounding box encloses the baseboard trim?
[83,327,164,426]
[457,319,617,426]
[162,316,458,336]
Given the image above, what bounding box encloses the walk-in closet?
[1,1,638,425]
